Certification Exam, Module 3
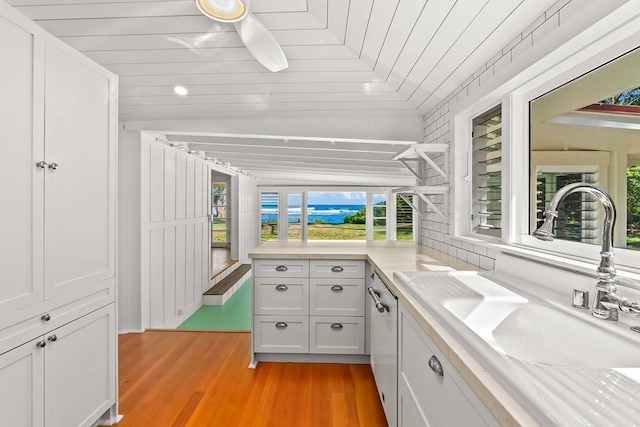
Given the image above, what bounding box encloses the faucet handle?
[572,289,590,310]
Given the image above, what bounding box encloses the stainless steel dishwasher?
[368,271,398,427]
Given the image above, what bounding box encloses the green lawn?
[261,222,413,241]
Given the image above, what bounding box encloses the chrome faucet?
[533,182,640,321]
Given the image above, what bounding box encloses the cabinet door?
[0,337,45,427]
[44,304,116,427]
[44,37,116,299]
[0,5,45,314]
[399,304,494,427]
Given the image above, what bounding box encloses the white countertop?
[249,240,537,427]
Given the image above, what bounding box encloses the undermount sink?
[442,296,640,368]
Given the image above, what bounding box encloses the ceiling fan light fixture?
[196,0,247,23]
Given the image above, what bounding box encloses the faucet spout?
[533,182,625,321]
[533,182,616,282]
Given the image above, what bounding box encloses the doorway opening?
[210,171,236,279]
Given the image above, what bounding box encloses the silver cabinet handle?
[370,272,375,279]
[48,162,59,170]
[47,335,57,342]
[275,265,288,272]
[36,340,47,348]
[331,266,344,272]
[331,323,343,330]
[41,314,51,321]
[36,161,47,168]
[275,322,288,329]
[428,355,444,377]
[275,284,288,291]
[331,285,343,292]
[368,287,389,313]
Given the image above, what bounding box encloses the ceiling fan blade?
[233,13,288,72]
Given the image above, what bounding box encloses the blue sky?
[308,191,365,205]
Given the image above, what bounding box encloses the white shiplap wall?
[141,134,210,328]
[419,0,628,270]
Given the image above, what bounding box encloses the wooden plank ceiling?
[9,0,557,185]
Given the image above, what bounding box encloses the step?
[203,264,251,306]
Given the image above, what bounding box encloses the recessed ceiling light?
[174,86,188,96]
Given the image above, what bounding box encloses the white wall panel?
[185,223,195,306]
[186,157,195,219]
[141,136,209,328]
[149,143,164,223]
[175,224,186,313]
[194,160,203,216]
[148,228,164,327]
[164,150,176,221]
[175,152,186,220]
[163,227,176,325]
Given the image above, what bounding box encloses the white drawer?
[309,278,364,316]
[254,278,309,316]
[253,315,308,353]
[309,316,365,354]
[253,259,309,278]
[309,260,365,279]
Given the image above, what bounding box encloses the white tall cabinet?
[0,2,118,426]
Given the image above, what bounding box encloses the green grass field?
[261,223,413,242]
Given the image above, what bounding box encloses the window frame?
[259,186,414,242]
[452,4,640,271]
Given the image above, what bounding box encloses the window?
[287,193,302,240]
[472,105,502,238]
[307,191,366,240]
[260,192,278,242]
[372,194,387,240]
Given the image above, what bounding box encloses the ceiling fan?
[195,0,289,72]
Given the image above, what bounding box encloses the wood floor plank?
[109,331,387,427]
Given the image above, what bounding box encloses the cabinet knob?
[48,162,59,170]
[47,334,57,342]
[428,355,444,377]
[330,323,343,330]
[331,285,343,292]
[36,340,47,348]
[275,322,288,329]
[331,266,344,273]
[275,265,288,272]
[36,161,47,169]
[41,314,51,321]
[275,284,288,291]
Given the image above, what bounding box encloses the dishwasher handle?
[368,287,389,313]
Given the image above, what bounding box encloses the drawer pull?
[330,323,343,330]
[275,284,288,291]
[41,314,51,322]
[36,340,47,348]
[47,334,57,342]
[331,285,343,292]
[331,266,344,273]
[275,322,288,329]
[428,355,444,377]
[275,265,288,272]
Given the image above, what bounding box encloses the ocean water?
[261,204,363,224]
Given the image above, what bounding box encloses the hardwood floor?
[113,331,388,427]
